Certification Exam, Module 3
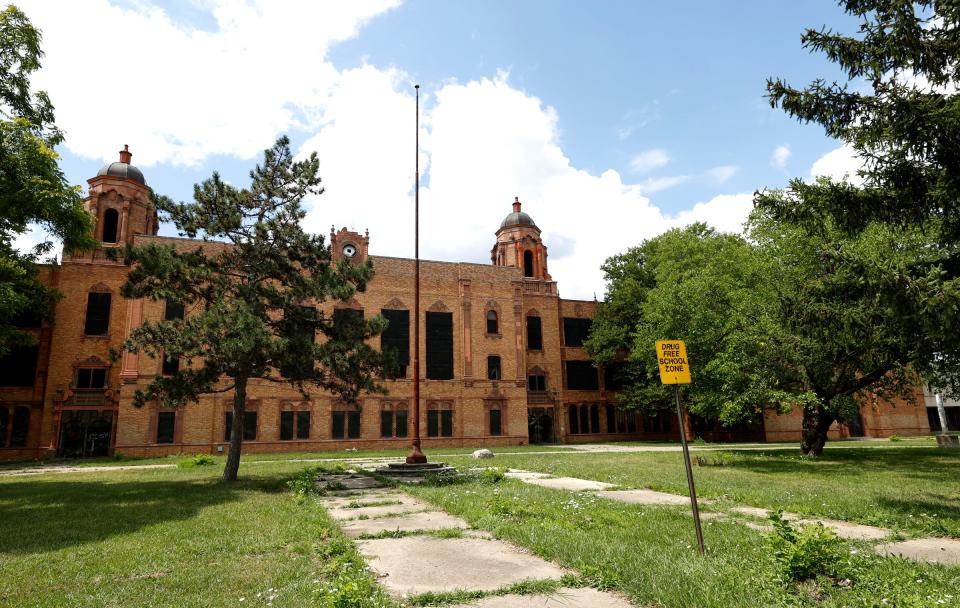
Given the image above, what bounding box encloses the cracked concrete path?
[318,479,632,606]
[504,468,960,566]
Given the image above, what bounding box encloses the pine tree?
[120,137,387,481]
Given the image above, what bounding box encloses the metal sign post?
[656,340,705,555]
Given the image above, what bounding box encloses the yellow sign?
[656,340,691,384]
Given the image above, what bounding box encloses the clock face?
[342,243,357,258]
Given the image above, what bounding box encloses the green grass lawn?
[0,461,395,608]
[442,447,960,537]
[1,446,957,607]
[407,476,960,608]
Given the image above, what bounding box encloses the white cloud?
[706,165,738,183]
[629,149,670,173]
[19,0,400,167]
[810,145,865,186]
[771,144,791,169]
[16,3,754,299]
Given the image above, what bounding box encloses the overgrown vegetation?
[176,454,216,469]
[768,511,850,583]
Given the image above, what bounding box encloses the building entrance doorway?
[528,408,554,444]
[58,410,113,457]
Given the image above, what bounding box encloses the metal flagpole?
[407,84,427,464]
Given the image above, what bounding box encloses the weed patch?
[176,454,216,469]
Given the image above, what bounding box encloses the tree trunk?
[222,377,247,482]
[800,403,835,457]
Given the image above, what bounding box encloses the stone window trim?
[379,400,409,439]
[331,401,361,440]
[148,402,183,445]
[82,284,113,338]
[279,401,312,441]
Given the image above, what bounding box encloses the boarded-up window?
[381,309,410,378]
[224,411,257,441]
[0,344,38,387]
[426,311,453,380]
[565,361,599,390]
[526,316,542,350]
[84,292,111,335]
[562,317,592,347]
[156,411,175,444]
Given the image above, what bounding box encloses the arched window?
[580,404,590,434]
[486,310,498,334]
[523,250,534,277]
[102,209,119,243]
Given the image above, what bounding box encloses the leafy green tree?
[0,4,95,355]
[120,137,387,481]
[759,1,960,400]
[587,214,955,455]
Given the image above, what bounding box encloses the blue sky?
[21,0,862,298]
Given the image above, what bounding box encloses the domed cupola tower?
[491,197,551,281]
[84,145,157,247]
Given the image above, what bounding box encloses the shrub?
[176,454,216,469]
[888,434,903,442]
[768,511,849,583]
[288,467,327,497]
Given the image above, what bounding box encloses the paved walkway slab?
[342,511,469,538]
[449,587,633,607]
[730,506,889,540]
[598,488,691,506]
[522,476,615,491]
[876,538,960,565]
[358,536,566,595]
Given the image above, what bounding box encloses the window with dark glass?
[281,411,294,440]
[102,208,119,243]
[281,306,318,379]
[565,361,599,390]
[84,292,112,335]
[526,316,542,350]
[426,311,453,380]
[489,408,502,436]
[331,409,360,439]
[156,411,175,444]
[0,409,7,447]
[568,405,579,434]
[606,404,616,433]
[643,412,671,433]
[164,300,184,321]
[427,408,453,437]
[486,310,498,334]
[296,411,310,439]
[487,355,501,380]
[590,404,600,435]
[10,407,29,447]
[528,374,546,391]
[381,309,410,378]
[224,411,257,441]
[0,344,38,387]
[562,317,592,347]
[380,408,408,438]
[580,404,590,433]
[76,367,107,389]
[603,362,625,391]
